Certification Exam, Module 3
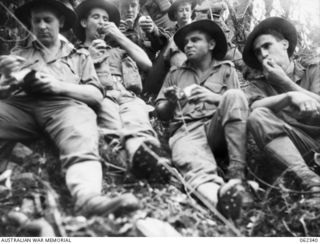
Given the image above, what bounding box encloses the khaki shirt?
[11,36,102,94]
[123,15,171,61]
[78,45,142,95]
[244,61,320,136]
[156,59,240,131]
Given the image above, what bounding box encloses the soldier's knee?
[222,89,248,106]
[248,107,272,131]
[223,89,246,100]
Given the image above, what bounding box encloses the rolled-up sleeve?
[302,63,320,96]
[243,82,267,107]
[224,65,240,89]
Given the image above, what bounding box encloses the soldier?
[167,0,194,32]
[164,0,195,67]
[74,0,170,182]
[144,0,195,94]
[244,17,320,195]
[0,0,139,217]
[156,19,250,218]
[118,0,171,61]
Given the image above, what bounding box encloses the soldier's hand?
[88,39,107,62]
[288,91,320,118]
[119,20,128,33]
[0,55,25,77]
[90,39,107,50]
[103,22,124,39]
[262,58,290,86]
[139,16,155,33]
[188,85,222,104]
[24,72,63,95]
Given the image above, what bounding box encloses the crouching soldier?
[0,0,139,217]
[243,17,320,195]
[74,0,170,182]
[155,19,250,219]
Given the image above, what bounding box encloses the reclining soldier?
[156,19,250,218]
[244,17,320,195]
[118,0,171,62]
[0,0,139,217]
[74,0,170,181]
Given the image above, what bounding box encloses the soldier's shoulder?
[167,65,191,76]
[215,60,235,68]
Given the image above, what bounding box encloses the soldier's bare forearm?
[251,93,291,112]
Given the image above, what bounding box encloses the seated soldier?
[0,0,139,217]
[167,0,195,33]
[243,17,320,195]
[118,0,171,62]
[144,0,194,94]
[156,19,250,219]
[74,0,170,182]
[164,0,195,67]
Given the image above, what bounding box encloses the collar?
[180,58,234,71]
[27,34,76,58]
[291,60,306,83]
[178,59,234,85]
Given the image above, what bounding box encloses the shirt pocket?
[95,61,114,90]
[58,59,80,84]
[205,81,226,94]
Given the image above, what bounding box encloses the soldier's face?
[82,8,110,40]
[30,8,64,47]
[253,34,289,66]
[175,3,192,26]
[183,30,215,62]
[120,0,139,21]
